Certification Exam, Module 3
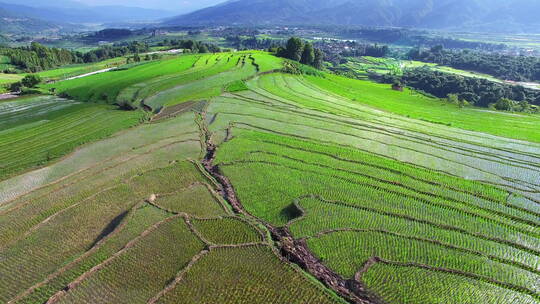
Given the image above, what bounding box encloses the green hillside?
[1,51,539,304]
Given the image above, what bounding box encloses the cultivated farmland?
[1,51,539,304]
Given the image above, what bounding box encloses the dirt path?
[64,68,114,81]
[0,93,18,101]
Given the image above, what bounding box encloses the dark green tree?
[313,49,325,69]
[21,74,41,88]
[286,37,304,62]
[300,43,315,65]
[9,81,23,92]
[198,44,209,53]
[494,98,515,111]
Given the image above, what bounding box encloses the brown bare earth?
[151,101,199,122]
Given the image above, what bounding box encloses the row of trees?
[399,67,540,112]
[224,36,276,50]
[338,28,506,51]
[340,43,389,58]
[0,41,150,72]
[81,41,149,63]
[1,42,74,73]
[409,45,540,82]
[1,38,222,73]
[276,38,324,69]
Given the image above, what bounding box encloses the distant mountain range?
[0,1,175,24]
[0,7,65,35]
[165,0,540,32]
[0,0,177,35]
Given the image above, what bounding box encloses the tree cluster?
[399,67,540,111]
[81,41,149,63]
[0,41,150,72]
[83,29,133,41]
[1,42,74,73]
[225,36,277,51]
[338,28,506,51]
[340,44,389,58]
[1,38,221,73]
[409,45,540,82]
[10,74,42,94]
[276,38,325,69]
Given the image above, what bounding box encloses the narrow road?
[64,68,114,81]
[0,93,18,101]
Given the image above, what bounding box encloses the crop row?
[54,217,205,304]
[362,263,538,304]
[307,230,539,295]
[0,103,143,181]
[155,245,344,304]
[215,130,537,225]
[208,95,540,197]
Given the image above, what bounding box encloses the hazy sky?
[13,0,225,12]
[77,0,223,10]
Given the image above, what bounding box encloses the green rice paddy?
[0,52,538,304]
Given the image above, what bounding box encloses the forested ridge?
[400,67,540,111]
[0,39,221,73]
[409,46,540,82]
[0,42,149,73]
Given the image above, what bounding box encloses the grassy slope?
[0,96,144,181]
[0,107,343,304]
[42,55,200,105]
[307,73,540,143]
[44,52,283,110]
[205,63,540,303]
[0,73,22,85]
[35,57,127,81]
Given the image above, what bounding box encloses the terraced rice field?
[206,70,540,303]
[0,107,342,304]
[339,56,503,83]
[1,52,539,304]
[0,95,144,180]
[0,73,22,85]
[46,51,280,111]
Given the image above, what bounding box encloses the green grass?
[0,96,144,181]
[55,217,205,304]
[16,203,170,304]
[0,73,22,85]
[1,51,540,304]
[45,52,283,111]
[202,61,540,303]
[35,57,126,81]
[341,56,505,83]
[43,55,200,106]
[155,245,345,304]
[306,73,540,143]
[154,184,227,217]
[213,127,540,302]
[0,88,342,304]
[225,80,249,92]
[192,217,263,245]
[362,263,538,304]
